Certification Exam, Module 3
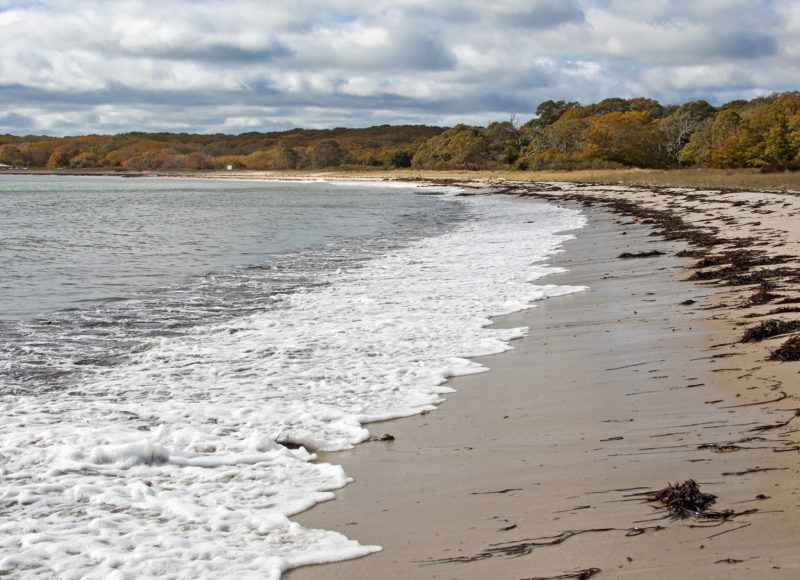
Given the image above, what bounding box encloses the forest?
[1,92,799,172]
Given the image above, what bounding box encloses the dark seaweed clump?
[618,250,665,259]
[740,319,800,342]
[769,336,800,362]
[647,480,719,519]
[747,281,782,305]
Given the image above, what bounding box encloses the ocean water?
[0,176,586,579]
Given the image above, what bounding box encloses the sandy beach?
[286,181,800,579]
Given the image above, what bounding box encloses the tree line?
[1,92,799,172]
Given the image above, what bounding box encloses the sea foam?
[0,190,586,578]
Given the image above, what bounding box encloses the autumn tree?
[310,139,344,168]
[46,144,79,168]
[660,100,716,164]
[386,149,412,168]
[679,109,743,167]
[411,125,489,169]
[584,111,668,167]
[531,100,581,126]
[0,145,23,166]
[738,92,800,166]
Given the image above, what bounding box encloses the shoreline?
[285,182,800,577]
[3,166,800,194]
[5,171,799,575]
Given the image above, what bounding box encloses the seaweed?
[740,319,800,342]
[618,250,665,259]
[729,268,795,286]
[769,335,800,361]
[522,569,602,580]
[423,527,660,564]
[746,282,781,306]
[748,409,800,432]
[638,480,750,520]
[762,307,800,316]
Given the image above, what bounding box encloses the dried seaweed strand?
[749,409,800,432]
[722,466,790,476]
[723,392,788,408]
[522,567,602,580]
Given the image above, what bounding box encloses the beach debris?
[697,442,740,452]
[471,488,523,495]
[714,558,744,564]
[424,526,663,565]
[765,306,800,315]
[748,409,800,432]
[635,479,759,522]
[522,568,601,580]
[769,335,800,361]
[746,281,782,306]
[642,480,717,519]
[723,391,788,407]
[722,466,790,476]
[369,433,395,442]
[706,522,754,539]
[554,505,593,514]
[740,319,800,342]
[276,438,304,450]
[618,250,665,259]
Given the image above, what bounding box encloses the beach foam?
[0,190,585,578]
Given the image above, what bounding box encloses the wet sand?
[287,185,800,579]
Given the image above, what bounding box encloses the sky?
[1,0,798,136]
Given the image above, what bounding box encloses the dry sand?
[286,181,800,579]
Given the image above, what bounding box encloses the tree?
[660,100,716,164]
[411,125,489,169]
[386,149,412,168]
[46,144,79,168]
[310,139,344,168]
[586,97,632,116]
[0,145,23,165]
[679,109,742,166]
[584,111,668,168]
[628,97,668,119]
[276,145,299,169]
[531,100,581,127]
[546,108,590,153]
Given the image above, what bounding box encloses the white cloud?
[0,0,797,135]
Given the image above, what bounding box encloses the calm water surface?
[0,176,461,321]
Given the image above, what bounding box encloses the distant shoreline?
[3,166,800,192]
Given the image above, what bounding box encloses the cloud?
[497,1,585,29]
[0,111,34,130]
[0,0,796,135]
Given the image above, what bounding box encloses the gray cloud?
[503,1,585,29]
[0,111,34,130]
[134,42,294,64]
[0,0,796,135]
[711,32,778,59]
